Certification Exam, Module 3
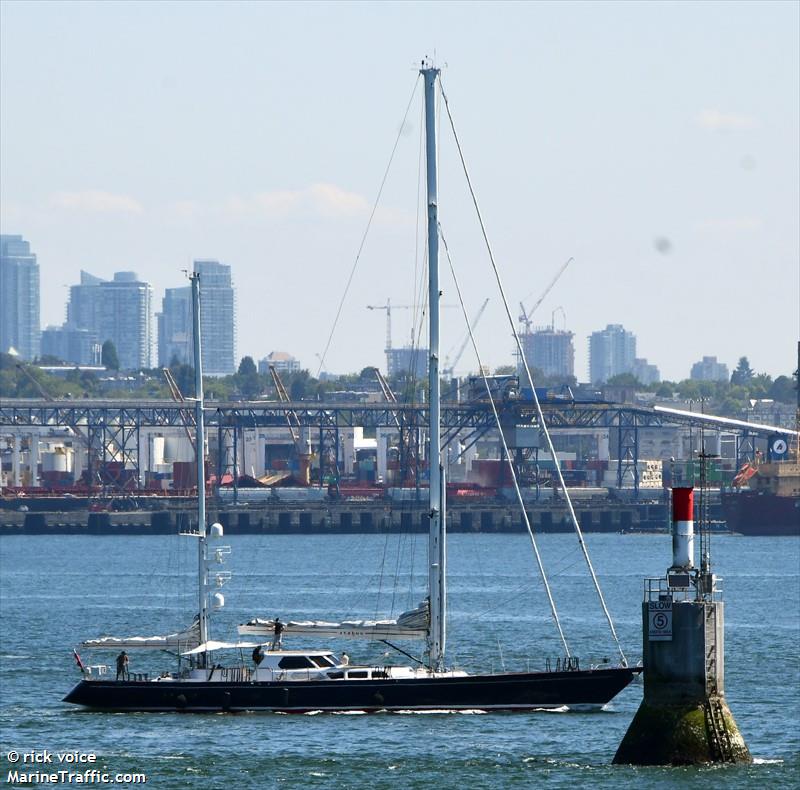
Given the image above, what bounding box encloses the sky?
[1,0,798,382]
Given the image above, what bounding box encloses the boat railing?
[644,575,724,603]
[545,656,581,673]
[215,666,251,683]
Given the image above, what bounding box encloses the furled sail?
[238,600,429,641]
[80,618,200,651]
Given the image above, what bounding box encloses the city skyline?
[12,249,783,385]
[1,2,797,381]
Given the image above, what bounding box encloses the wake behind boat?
[64,62,640,713]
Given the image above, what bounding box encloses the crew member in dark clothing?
[270,617,285,651]
[116,651,129,680]
[252,644,265,666]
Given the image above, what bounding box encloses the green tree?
[101,340,120,371]
[235,356,261,399]
[655,382,674,398]
[289,370,312,401]
[748,372,773,399]
[768,375,796,404]
[730,356,754,386]
[169,358,195,398]
[238,356,257,376]
[606,373,640,387]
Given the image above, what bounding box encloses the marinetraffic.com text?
[4,750,147,784]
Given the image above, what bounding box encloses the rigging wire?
[439,79,628,667]
[439,224,570,658]
[316,75,421,378]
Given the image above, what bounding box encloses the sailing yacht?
[64,63,640,713]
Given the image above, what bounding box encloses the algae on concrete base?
[613,696,752,765]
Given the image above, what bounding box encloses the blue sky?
[1,0,797,381]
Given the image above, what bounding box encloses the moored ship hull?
[721,492,800,536]
[64,666,639,712]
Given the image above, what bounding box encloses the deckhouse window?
[278,656,314,669]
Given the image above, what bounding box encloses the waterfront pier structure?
[614,487,751,765]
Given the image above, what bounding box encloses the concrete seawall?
[0,499,670,535]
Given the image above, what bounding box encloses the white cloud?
[696,109,758,131]
[51,190,144,214]
[222,183,389,221]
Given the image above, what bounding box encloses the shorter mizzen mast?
[190,272,229,659]
[422,61,446,673]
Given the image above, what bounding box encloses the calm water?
[0,532,798,789]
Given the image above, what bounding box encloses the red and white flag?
[73,649,85,674]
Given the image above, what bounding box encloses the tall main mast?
[421,63,446,671]
[190,273,209,648]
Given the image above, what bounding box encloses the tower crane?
[366,299,423,352]
[443,297,490,377]
[518,257,574,333]
[367,299,457,351]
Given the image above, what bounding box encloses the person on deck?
[116,651,129,680]
[270,617,285,651]
[252,644,265,666]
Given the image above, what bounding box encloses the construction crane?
[366,299,421,352]
[268,365,304,456]
[443,298,490,377]
[367,299,456,351]
[518,257,574,333]
[161,368,196,455]
[369,367,417,484]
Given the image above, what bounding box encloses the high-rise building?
[64,270,153,370]
[690,356,729,382]
[41,326,101,365]
[633,358,660,385]
[0,234,40,360]
[518,328,574,379]
[387,346,427,379]
[67,271,104,331]
[97,272,153,370]
[193,260,235,376]
[588,324,636,384]
[258,351,301,375]
[157,286,192,367]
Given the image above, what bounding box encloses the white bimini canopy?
[181,640,258,656]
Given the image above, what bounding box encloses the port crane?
[14,362,128,491]
[268,365,304,456]
[161,368,197,455]
[518,257,574,333]
[442,297,490,377]
[369,366,418,484]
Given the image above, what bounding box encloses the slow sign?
[648,600,673,641]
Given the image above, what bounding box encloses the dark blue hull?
[64,666,640,712]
